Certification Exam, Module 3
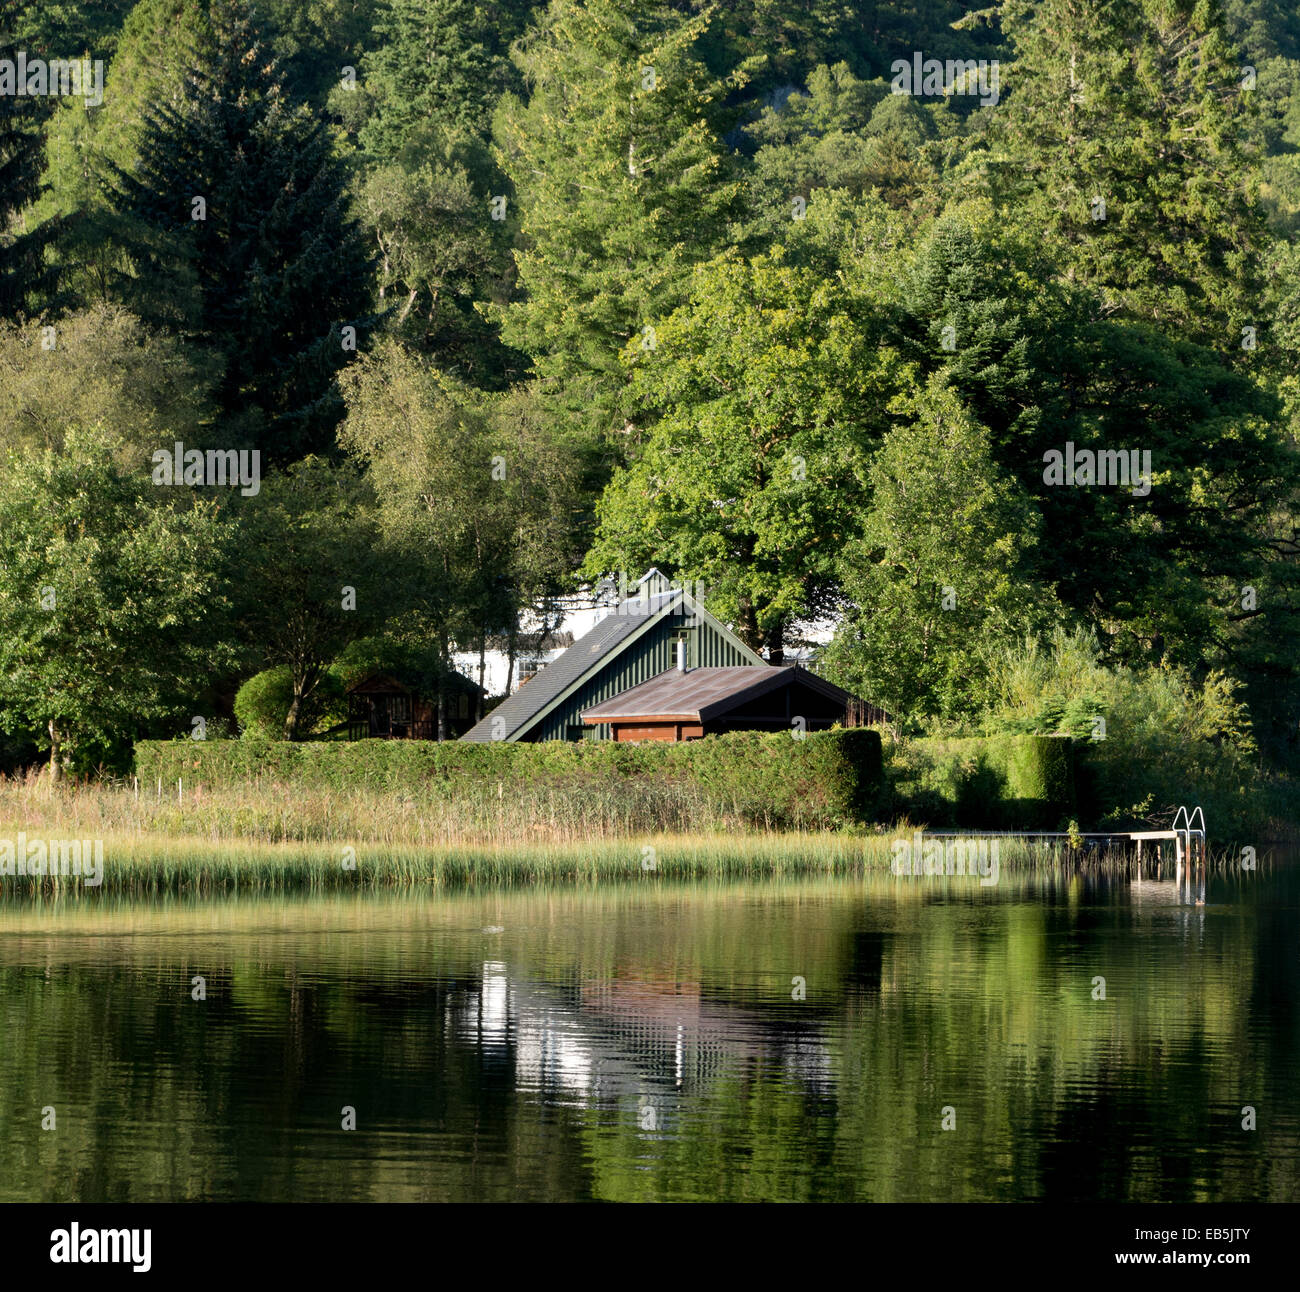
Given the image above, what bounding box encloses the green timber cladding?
[460,584,763,743]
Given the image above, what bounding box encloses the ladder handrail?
[1168,804,1208,865]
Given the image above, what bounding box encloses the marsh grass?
[2,771,775,844]
[0,826,900,895]
[0,773,1249,897]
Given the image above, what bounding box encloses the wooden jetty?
[921,806,1207,864]
[920,805,1209,901]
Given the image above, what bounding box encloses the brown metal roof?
[580,665,853,724]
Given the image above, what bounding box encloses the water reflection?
[453,960,834,1106]
[0,865,1295,1202]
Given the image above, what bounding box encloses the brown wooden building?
[580,664,862,742]
[346,672,483,741]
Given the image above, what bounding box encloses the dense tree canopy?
[0,0,1296,776]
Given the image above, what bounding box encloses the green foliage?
[106,0,371,457]
[338,341,586,677]
[232,457,390,740]
[0,428,234,776]
[340,1,527,378]
[493,0,751,435]
[10,0,135,61]
[350,0,526,155]
[739,62,944,241]
[352,147,519,381]
[0,5,61,314]
[989,0,1264,348]
[586,249,900,653]
[261,0,382,107]
[0,305,216,459]
[883,733,1076,828]
[979,627,1268,834]
[134,728,884,829]
[233,666,345,740]
[35,0,210,312]
[2,0,1296,797]
[822,379,1057,726]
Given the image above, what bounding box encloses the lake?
[1,861,1296,1202]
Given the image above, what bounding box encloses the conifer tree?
[494,0,752,440]
[356,0,524,158]
[0,5,59,316]
[987,0,1265,350]
[109,0,372,458]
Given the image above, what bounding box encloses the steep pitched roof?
[460,582,761,743]
[581,665,852,723]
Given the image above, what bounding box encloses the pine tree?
[988,0,1265,351]
[37,0,209,314]
[109,0,372,458]
[356,0,526,158]
[494,0,752,440]
[0,2,59,316]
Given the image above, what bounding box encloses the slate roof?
[580,665,852,724]
[460,588,680,742]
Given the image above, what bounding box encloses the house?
[450,570,841,698]
[450,571,671,697]
[460,571,764,743]
[347,671,483,741]
[579,662,862,742]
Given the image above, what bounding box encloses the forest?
[0,0,1297,819]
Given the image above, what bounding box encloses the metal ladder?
[1171,805,1207,865]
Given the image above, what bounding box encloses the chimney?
[676,638,686,672]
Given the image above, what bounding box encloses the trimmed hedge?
[133,729,884,829]
[885,734,1077,829]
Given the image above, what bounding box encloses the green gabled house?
[460,572,764,743]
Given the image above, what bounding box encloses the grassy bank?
[0,827,899,893]
[0,773,1125,895]
[2,771,846,845]
[1,770,1268,896]
[0,772,887,892]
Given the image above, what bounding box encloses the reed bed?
[0,774,1250,897]
[0,771,796,845]
[0,772,887,893]
[0,826,900,895]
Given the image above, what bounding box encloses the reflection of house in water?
[452,962,832,1105]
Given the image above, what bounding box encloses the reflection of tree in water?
[2,868,1297,1203]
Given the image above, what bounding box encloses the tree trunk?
[285,665,318,741]
[766,621,786,666]
[48,719,62,785]
[476,627,487,722]
[505,621,518,695]
[437,631,449,741]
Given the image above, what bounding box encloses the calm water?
[0,863,1297,1202]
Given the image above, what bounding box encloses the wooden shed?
[579,664,860,742]
[346,671,482,741]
